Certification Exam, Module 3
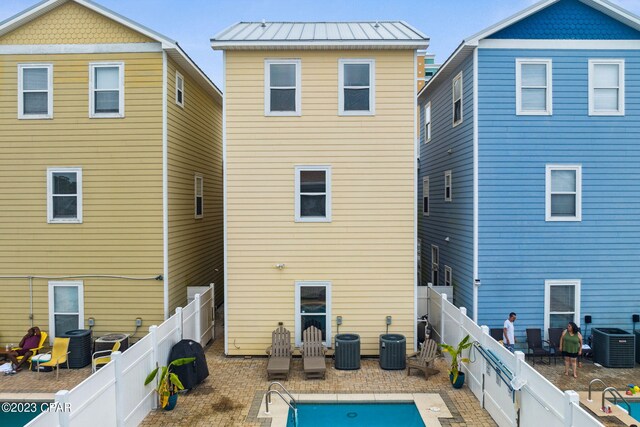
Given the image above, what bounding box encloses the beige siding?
[166,58,224,313]
[225,50,416,355]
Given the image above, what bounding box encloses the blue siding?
[418,53,475,316]
[477,48,640,338]
[489,0,640,40]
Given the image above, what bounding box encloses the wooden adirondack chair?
[266,326,293,380]
[407,338,440,379]
[301,326,326,380]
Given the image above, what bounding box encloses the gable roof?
[211,21,429,50]
[0,0,222,102]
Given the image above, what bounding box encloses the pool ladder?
[265,382,298,425]
[588,378,632,417]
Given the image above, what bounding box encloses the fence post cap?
[55,390,70,397]
[564,390,579,402]
[514,351,525,361]
[149,325,158,332]
[480,325,490,333]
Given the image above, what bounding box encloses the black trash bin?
[335,334,360,370]
[379,334,406,370]
[168,339,209,390]
[61,329,92,368]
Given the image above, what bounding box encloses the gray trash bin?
[335,334,360,370]
[379,334,406,370]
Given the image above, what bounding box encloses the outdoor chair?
[92,340,121,373]
[266,326,293,380]
[407,338,440,379]
[489,328,504,343]
[13,331,48,368]
[547,327,563,365]
[35,337,70,379]
[525,328,552,365]
[301,326,326,379]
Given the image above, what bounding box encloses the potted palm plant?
[439,334,472,389]
[144,357,195,410]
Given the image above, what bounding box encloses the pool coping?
[0,393,54,403]
[578,391,638,426]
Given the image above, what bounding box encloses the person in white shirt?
[503,312,516,352]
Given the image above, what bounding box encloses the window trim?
[175,71,185,108]
[452,71,463,127]
[47,167,83,224]
[431,245,439,286]
[424,101,432,142]
[338,58,375,116]
[294,165,332,223]
[588,59,625,116]
[516,58,553,116]
[444,265,452,287]
[544,279,581,337]
[264,59,301,116]
[48,280,84,344]
[545,164,582,222]
[422,176,430,216]
[444,170,452,202]
[194,174,203,219]
[18,63,53,120]
[89,62,125,118]
[294,281,332,348]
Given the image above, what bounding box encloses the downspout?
[413,50,418,352]
[162,50,169,319]
[222,51,228,355]
[29,276,33,327]
[472,46,479,323]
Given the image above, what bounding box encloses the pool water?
[286,402,425,427]
[617,400,640,422]
[0,406,43,427]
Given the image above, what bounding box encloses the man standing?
[503,312,516,352]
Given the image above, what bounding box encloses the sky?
[1,0,640,88]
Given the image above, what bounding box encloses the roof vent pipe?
[261,19,266,28]
[374,21,380,28]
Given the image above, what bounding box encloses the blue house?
[418,0,640,338]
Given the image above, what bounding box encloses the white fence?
[26,285,215,427]
[427,286,604,427]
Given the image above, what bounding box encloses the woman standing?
[559,322,583,378]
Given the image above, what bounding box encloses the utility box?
[379,334,406,370]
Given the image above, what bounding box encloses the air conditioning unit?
[94,333,130,353]
[592,328,635,368]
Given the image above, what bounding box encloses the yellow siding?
[0,1,153,45]
[166,58,224,312]
[225,50,416,355]
[0,52,164,343]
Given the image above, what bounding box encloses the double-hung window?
[546,165,581,221]
[18,64,53,119]
[194,174,203,218]
[544,280,580,332]
[424,102,432,142]
[444,266,452,287]
[589,59,624,116]
[49,281,84,340]
[176,72,185,108]
[295,166,331,222]
[47,167,82,223]
[444,170,452,202]
[452,72,463,126]
[339,59,375,115]
[431,245,439,286]
[265,59,301,116]
[90,62,124,118]
[423,176,430,216]
[516,59,552,115]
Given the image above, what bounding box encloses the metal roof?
[211,21,429,50]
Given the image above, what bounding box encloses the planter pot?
[164,394,178,411]
[449,372,465,389]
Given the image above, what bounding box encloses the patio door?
[49,281,84,343]
[295,281,331,347]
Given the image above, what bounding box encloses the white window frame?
[431,245,439,286]
[588,59,625,116]
[194,174,203,219]
[424,102,432,142]
[545,165,582,222]
[294,281,332,348]
[48,281,84,344]
[444,265,452,287]
[47,167,83,224]
[422,176,430,216]
[89,62,124,118]
[175,71,185,108]
[452,71,463,126]
[18,63,53,120]
[516,59,553,115]
[544,279,581,336]
[338,58,375,116]
[264,59,301,116]
[294,165,332,223]
[444,170,452,202]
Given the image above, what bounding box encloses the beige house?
[212,22,429,355]
[0,0,223,345]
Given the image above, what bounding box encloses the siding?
[477,48,640,337]
[166,57,224,312]
[225,49,415,355]
[418,52,475,315]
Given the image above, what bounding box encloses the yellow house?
[0,0,223,345]
[212,22,429,355]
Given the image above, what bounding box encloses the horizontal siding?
[226,49,415,355]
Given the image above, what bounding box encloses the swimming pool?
[0,403,43,427]
[616,400,640,422]
[286,402,426,427]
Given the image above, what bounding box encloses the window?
[544,280,580,333]
[422,176,430,216]
[452,72,463,126]
[589,59,624,116]
[295,281,331,347]
[194,174,203,218]
[417,238,422,286]
[339,59,375,115]
[546,165,581,221]
[424,102,432,142]
[265,59,301,116]
[444,170,452,202]
[431,245,439,285]
[295,166,331,222]
[516,59,552,115]
[47,167,82,223]
[89,62,124,118]
[48,281,84,340]
[176,72,184,108]
[444,265,452,287]
[18,64,53,119]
